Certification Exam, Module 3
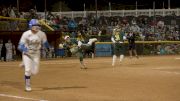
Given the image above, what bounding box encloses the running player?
[18,19,50,92]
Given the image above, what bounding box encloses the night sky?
[0,0,179,11]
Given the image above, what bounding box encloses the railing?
[36,9,180,18]
[0,9,179,31]
[95,41,180,56]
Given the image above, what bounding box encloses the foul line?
[152,68,180,75]
[0,93,48,101]
[164,71,180,75]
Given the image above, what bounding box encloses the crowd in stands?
[49,14,179,42]
[0,6,39,31]
[0,6,179,41]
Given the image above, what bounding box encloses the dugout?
[0,31,62,57]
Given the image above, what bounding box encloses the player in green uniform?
[64,35,97,69]
[111,25,126,66]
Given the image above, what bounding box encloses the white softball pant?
[23,53,40,76]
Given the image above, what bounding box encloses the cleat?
[88,38,97,45]
[90,38,97,42]
[80,64,87,69]
[25,76,31,92]
[90,38,97,43]
[81,65,87,69]
[80,61,87,69]
[25,86,32,92]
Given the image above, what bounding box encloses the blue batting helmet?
[28,19,40,29]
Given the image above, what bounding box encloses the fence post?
[109,10,112,17]
[59,11,62,18]
[149,9,151,17]
[177,8,179,16]
[71,11,74,19]
[123,10,125,17]
[163,8,165,17]
[84,11,86,18]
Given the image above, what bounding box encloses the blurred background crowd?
[0,5,180,61]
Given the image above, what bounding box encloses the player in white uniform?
[18,19,50,92]
[5,39,13,61]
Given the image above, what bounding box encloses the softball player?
[127,31,139,59]
[111,25,126,66]
[76,32,95,59]
[76,31,85,42]
[64,35,97,69]
[18,19,50,92]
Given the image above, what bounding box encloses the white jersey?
[19,30,47,54]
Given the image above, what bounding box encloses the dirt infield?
[0,55,180,101]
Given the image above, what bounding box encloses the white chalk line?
[0,93,48,101]
[152,67,180,75]
[175,58,180,60]
[163,71,180,75]
[158,71,180,75]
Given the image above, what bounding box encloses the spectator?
[5,39,13,61]
[1,41,6,61]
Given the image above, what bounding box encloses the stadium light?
[45,0,47,23]
[95,0,98,27]
[163,1,164,9]
[109,2,111,16]
[84,3,86,11]
[17,0,19,11]
[153,1,156,35]
[84,3,86,17]
[136,1,138,17]
[168,0,171,9]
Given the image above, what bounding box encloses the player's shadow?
[87,66,111,70]
[34,86,87,91]
[126,63,145,68]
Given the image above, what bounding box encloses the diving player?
[64,35,97,69]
